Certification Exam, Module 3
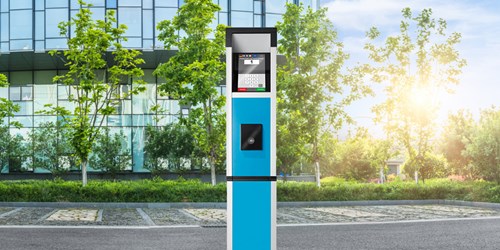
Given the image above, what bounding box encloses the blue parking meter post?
[226,28,277,250]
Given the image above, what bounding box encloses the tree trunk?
[210,157,216,186]
[315,161,321,188]
[414,170,418,184]
[82,160,88,187]
[379,167,385,184]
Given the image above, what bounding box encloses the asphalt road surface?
[1,218,500,250]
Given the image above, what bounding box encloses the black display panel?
[241,124,263,150]
[232,53,270,92]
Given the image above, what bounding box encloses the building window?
[0,1,9,12]
[9,86,21,101]
[10,10,32,39]
[35,12,44,40]
[86,0,105,7]
[106,0,117,8]
[21,86,33,100]
[46,0,69,8]
[9,85,33,101]
[218,0,228,12]
[118,7,142,37]
[231,0,252,11]
[155,0,178,7]
[35,0,44,10]
[265,13,282,28]
[46,9,69,38]
[143,0,153,9]
[231,11,253,27]
[9,0,31,10]
[266,0,287,14]
[1,13,9,42]
[34,85,57,112]
[219,12,228,25]
[119,0,141,7]
[154,7,177,46]
[254,1,262,14]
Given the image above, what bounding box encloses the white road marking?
[278,215,500,227]
[137,208,156,226]
[0,208,23,218]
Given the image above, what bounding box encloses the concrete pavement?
[1,201,500,227]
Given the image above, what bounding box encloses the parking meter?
[226,28,277,250]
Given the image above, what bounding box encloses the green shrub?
[1,178,500,203]
[0,179,226,202]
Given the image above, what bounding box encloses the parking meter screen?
[233,53,270,92]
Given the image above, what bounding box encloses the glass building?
[0,0,318,174]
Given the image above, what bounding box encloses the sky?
[319,0,500,137]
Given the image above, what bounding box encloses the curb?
[1,200,500,209]
[279,200,443,207]
[0,202,226,209]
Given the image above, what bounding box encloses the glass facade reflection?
[0,0,318,174]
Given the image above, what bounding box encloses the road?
[1,218,500,250]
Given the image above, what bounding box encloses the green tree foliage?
[154,0,226,185]
[0,127,25,173]
[89,128,131,179]
[47,0,146,186]
[364,8,466,183]
[276,108,307,177]
[0,74,20,128]
[440,110,475,178]
[30,122,76,177]
[369,137,397,180]
[402,152,449,182]
[0,74,6,87]
[276,3,370,186]
[465,108,500,182]
[0,74,23,173]
[317,130,338,177]
[319,128,395,181]
[331,130,381,181]
[144,123,197,175]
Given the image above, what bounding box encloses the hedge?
[0,178,499,203]
[0,178,226,202]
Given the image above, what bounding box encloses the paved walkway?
[1,204,500,227]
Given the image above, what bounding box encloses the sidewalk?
[1,201,500,227]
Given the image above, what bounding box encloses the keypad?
[238,74,266,88]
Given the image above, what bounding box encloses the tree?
[154,0,226,186]
[440,110,475,178]
[368,137,397,183]
[276,105,307,178]
[364,8,466,183]
[144,123,197,175]
[0,73,22,173]
[0,74,20,128]
[317,130,338,177]
[465,108,500,182]
[30,122,76,177]
[89,128,131,179]
[47,0,146,186]
[402,152,449,182]
[333,129,378,181]
[276,3,369,187]
[144,126,169,175]
[0,127,25,173]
